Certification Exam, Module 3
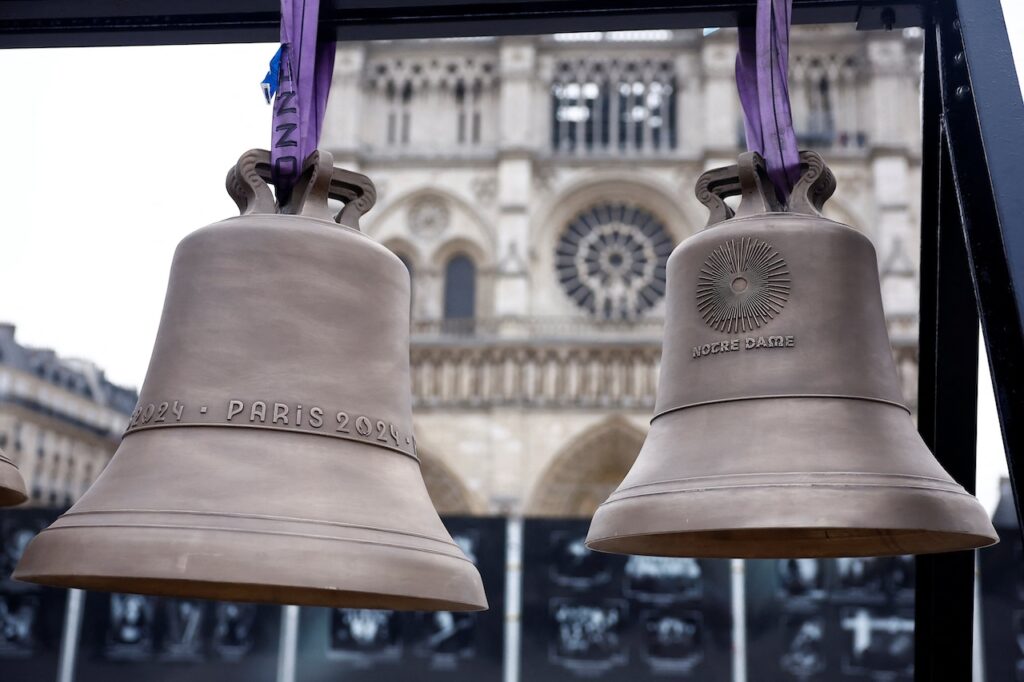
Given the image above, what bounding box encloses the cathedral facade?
[320,26,924,517]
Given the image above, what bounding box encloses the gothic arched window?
[808,73,835,145]
[401,81,413,144]
[443,254,477,332]
[385,80,414,146]
[551,59,676,155]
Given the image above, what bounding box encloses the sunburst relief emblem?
[696,238,790,332]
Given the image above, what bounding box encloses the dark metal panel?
[911,27,940,680]
[294,517,506,682]
[0,0,925,48]
[519,519,732,680]
[979,479,1023,680]
[913,13,981,679]
[748,557,915,679]
[0,509,68,681]
[74,595,282,682]
[942,0,1024,542]
[913,128,979,681]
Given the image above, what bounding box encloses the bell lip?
[0,458,28,508]
[12,574,488,612]
[0,488,27,508]
[585,483,999,559]
[585,528,998,559]
[590,394,999,558]
[14,524,488,612]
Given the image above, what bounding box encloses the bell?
[15,150,487,611]
[587,151,997,559]
[0,449,27,507]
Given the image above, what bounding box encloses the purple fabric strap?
[271,0,336,202]
[736,0,800,201]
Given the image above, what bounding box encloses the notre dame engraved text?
[692,334,796,359]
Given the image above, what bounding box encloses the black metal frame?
[3,0,1023,678]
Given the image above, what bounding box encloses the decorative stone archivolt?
[418,452,480,514]
[525,415,646,517]
[381,237,421,266]
[555,202,674,320]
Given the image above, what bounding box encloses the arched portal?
[419,453,479,515]
[443,253,477,320]
[526,416,646,518]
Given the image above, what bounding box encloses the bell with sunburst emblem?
[0,449,27,507]
[586,151,997,559]
[14,150,487,611]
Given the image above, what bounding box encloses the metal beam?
[0,0,924,48]
[942,0,1024,544]
[914,0,1024,677]
[913,126,980,681]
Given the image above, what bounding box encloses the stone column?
[494,39,536,320]
[863,33,920,355]
[700,31,742,167]
[321,45,367,167]
[675,50,702,156]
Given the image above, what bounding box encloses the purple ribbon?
[736,0,800,202]
[271,0,336,203]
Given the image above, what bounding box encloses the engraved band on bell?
[125,398,418,460]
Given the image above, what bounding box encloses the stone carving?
[471,175,497,204]
[410,342,662,409]
[408,196,451,237]
[555,203,674,320]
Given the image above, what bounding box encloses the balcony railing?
[408,314,919,409]
[411,316,665,341]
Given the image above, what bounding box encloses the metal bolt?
[881,7,896,31]
[954,52,964,65]
[956,85,970,99]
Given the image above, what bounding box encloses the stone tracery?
[555,203,674,320]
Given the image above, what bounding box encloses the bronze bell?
[15,150,487,611]
[586,152,997,559]
[0,449,27,507]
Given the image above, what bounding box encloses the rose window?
[555,203,674,319]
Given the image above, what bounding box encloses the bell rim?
[585,527,998,559]
[586,482,999,558]
[0,487,27,508]
[0,457,27,508]
[14,523,488,612]
[11,574,488,612]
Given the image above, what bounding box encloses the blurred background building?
[321,26,925,518]
[0,323,136,507]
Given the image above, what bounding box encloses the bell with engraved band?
[14,149,487,611]
[586,151,997,558]
[0,449,27,507]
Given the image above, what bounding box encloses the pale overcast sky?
[1,7,1021,511]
